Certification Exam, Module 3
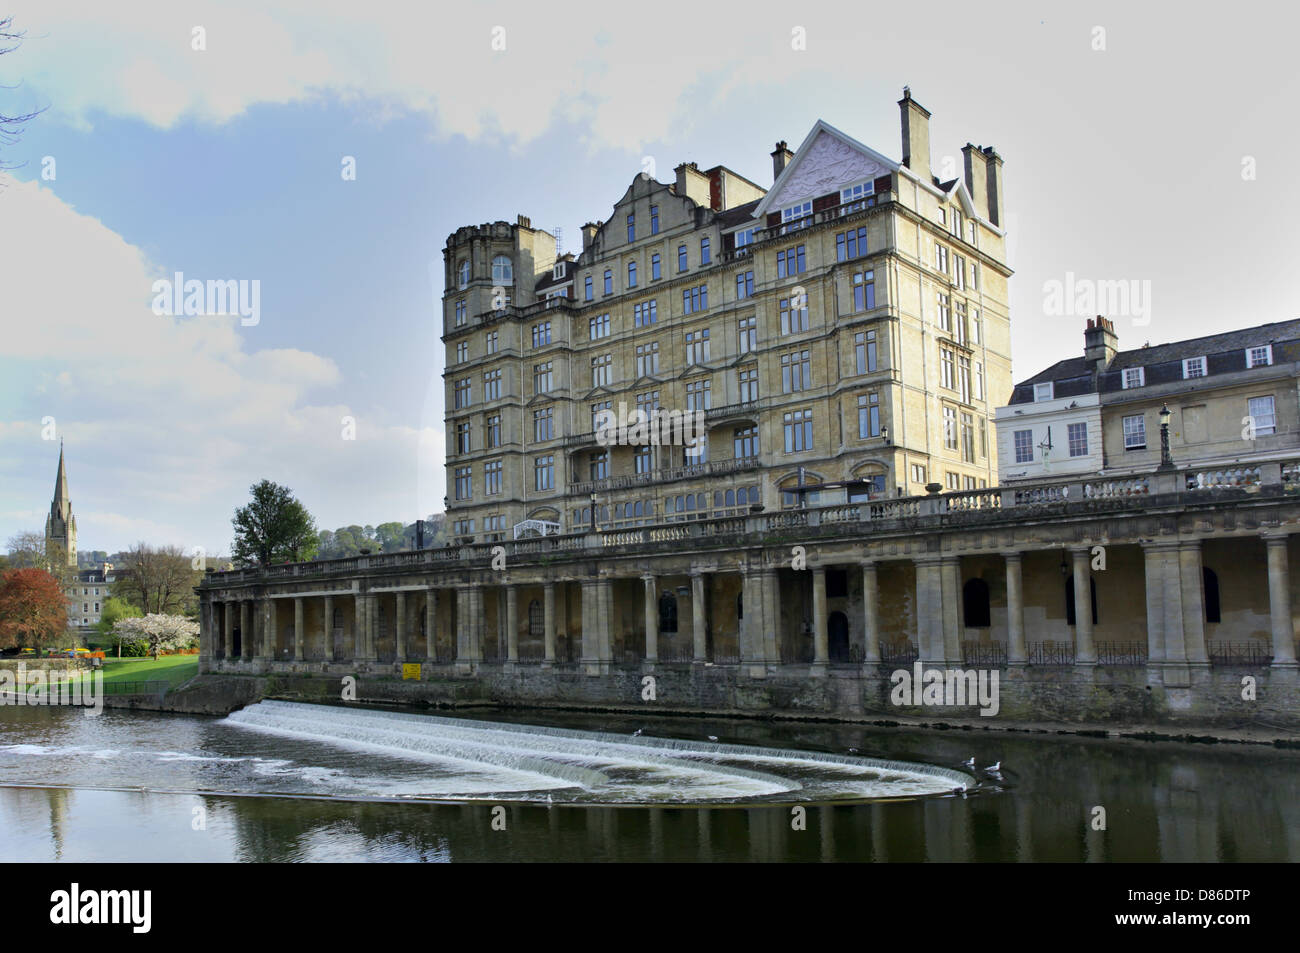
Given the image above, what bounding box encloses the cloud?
[0,173,443,552]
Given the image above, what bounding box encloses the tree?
[96,597,142,657]
[0,568,68,651]
[231,480,318,567]
[6,530,75,591]
[0,18,45,169]
[375,522,406,553]
[111,614,199,660]
[112,543,195,616]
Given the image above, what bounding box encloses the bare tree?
[0,17,46,169]
[112,543,198,616]
[5,530,74,590]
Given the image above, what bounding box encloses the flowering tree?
[111,614,199,660]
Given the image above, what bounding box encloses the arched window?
[963,578,991,628]
[603,269,613,294]
[1065,577,1098,626]
[659,592,678,633]
[528,600,544,638]
[492,255,513,284]
[457,260,470,289]
[1203,567,1221,624]
[725,489,735,506]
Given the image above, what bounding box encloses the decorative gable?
[755,121,900,220]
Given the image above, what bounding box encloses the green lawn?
[85,655,199,689]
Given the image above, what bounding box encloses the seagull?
[984,761,1002,773]
[848,748,859,754]
[707,735,719,742]
[962,757,976,768]
[631,728,643,737]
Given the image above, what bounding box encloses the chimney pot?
[770,141,795,181]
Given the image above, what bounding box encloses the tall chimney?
[674,162,710,206]
[581,222,599,252]
[1084,316,1118,370]
[982,146,1004,227]
[898,87,932,182]
[771,140,794,181]
[961,143,988,221]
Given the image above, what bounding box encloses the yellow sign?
[402,663,422,680]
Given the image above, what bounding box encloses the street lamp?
[1158,403,1174,470]
[589,492,598,532]
[881,425,890,445]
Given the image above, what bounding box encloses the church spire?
[46,441,76,568]
[52,439,70,517]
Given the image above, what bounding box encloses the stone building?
[441,89,1011,541]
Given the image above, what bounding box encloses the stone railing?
[1185,466,1261,491]
[943,489,1002,512]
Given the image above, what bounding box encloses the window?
[678,245,688,272]
[634,300,657,327]
[1123,414,1146,450]
[1183,357,1206,379]
[685,328,710,365]
[836,227,867,261]
[736,270,754,299]
[483,368,501,400]
[963,579,991,628]
[626,213,635,243]
[486,414,501,449]
[954,254,966,291]
[684,432,707,464]
[975,362,985,400]
[780,295,809,334]
[858,393,880,438]
[553,262,565,281]
[590,450,609,480]
[534,455,555,491]
[781,349,811,393]
[700,237,711,265]
[533,407,553,442]
[686,378,711,411]
[1068,422,1088,457]
[457,261,469,289]
[841,180,874,210]
[533,361,553,394]
[738,365,759,402]
[734,227,755,250]
[911,464,926,484]
[738,315,757,353]
[635,445,652,474]
[635,391,659,417]
[603,270,613,295]
[455,301,466,326]
[584,276,593,301]
[456,341,468,363]
[650,205,659,234]
[783,409,813,452]
[934,243,949,274]
[953,301,968,345]
[628,261,637,288]
[979,418,987,458]
[960,412,975,462]
[971,309,982,345]
[936,293,951,331]
[454,466,472,501]
[944,407,959,450]
[946,471,961,490]
[591,354,612,387]
[591,400,612,431]
[781,200,812,232]
[734,425,758,459]
[777,244,806,278]
[1013,429,1033,463]
[485,330,498,355]
[854,331,877,374]
[938,207,947,225]
[635,342,659,377]
[528,600,544,639]
[1248,345,1273,367]
[492,256,513,284]
[852,270,876,312]
[682,285,708,314]
[454,421,470,454]
[958,356,972,404]
[1123,367,1145,389]
[590,313,611,339]
[651,253,661,280]
[485,460,502,495]
[454,378,471,409]
[532,322,551,347]
[940,347,955,391]
[659,592,678,633]
[1034,382,1054,402]
[1248,395,1277,435]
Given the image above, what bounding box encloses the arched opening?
[232,626,241,659]
[528,599,544,638]
[1203,567,1221,624]
[736,592,743,621]
[963,578,991,628]
[1065,577,1098,626]
[658,592,678,633]
[828,611,850,662]
[331,607,343,660]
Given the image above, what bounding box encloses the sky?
[1,1,1298,557]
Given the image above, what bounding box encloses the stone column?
[1072,548,1096,665]
[240,601,252,660]
[599,579,614,664]
[293,596,304,661]
[223,600,234,661]
[1004,552,1027,665]
[761,569,781,663]
[425,588,437,660]
[691,572,707,663]
[323,595,335,662]
[506,584,519,663]
[456,586,483,665]
[1178,541,1208,664]
[543,583,557,664]
[1266,533,1298,667]
[1143,543,1168,664]
[861,562,880,664]
[643,575,658,663]
[261,597,275,660]
[353,592,366,660]
[940,556,963,665]
[811,565,828,671]
[395,590,407,661]
[914,557,940,666]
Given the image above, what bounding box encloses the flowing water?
[1,699,1297,861]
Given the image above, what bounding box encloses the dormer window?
[552,262,565,280]
[1247,344,1273,367]
[457,260,470,289]
[492,255,513,284]
[1182,356,1206,379]
[1122,367,1145,389]
[1034,382,1054,402]
[781,201,812,233]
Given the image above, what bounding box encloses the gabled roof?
[753,119,902,221]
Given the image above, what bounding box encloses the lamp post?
[881,425,890,445]
[1158,403,1174,470]
[589,492,598,532]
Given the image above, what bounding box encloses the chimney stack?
[981,146,1004,227]
[1084,316,1118,370]
[898,87,932,183]
[962,143,989,221]
[581,222,600,252]
[771,140,794,181]
[674,162,710,207]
